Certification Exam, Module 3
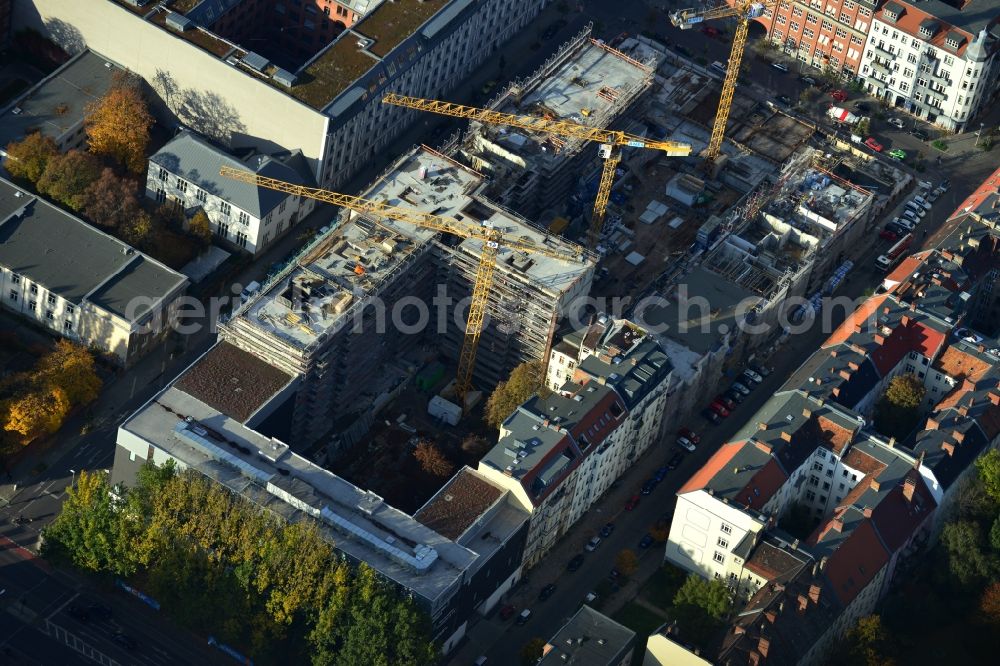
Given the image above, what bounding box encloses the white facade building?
[146,131,314,256]
[859,0,999,131]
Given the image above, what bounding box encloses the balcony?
[872,42,895,56]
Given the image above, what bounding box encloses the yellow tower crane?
[670,1,777,162]
[219,165,585,412]
[380,92,691,247]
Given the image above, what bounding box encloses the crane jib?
[626,140,647,148]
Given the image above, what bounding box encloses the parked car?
[776,94,792,106]
[639,534,654,549]
[624,495,641,511]
[724,388,745,404]
[732,381,751,395]
[715,394,736,411]
[913,196,933,211]
[901,210,920,225]
[894,217,916,231]
[829,89,847,102]
[667,452,684,469]
[654,466,669,482]
[567,554,585,572]
[516,609,532,625]
[939,180,950,192]
[853,101,871,113]
[928,188,942,202]
[678,427,700,443]
[608,568,621,581]
[743,369,764,384]
[885,221,907,235]
[865,137,884,152]
[709,401,730,417]
[677,436,696,452]
[585,536,602,552]
[879,229,899,241]
[539,584,557,601]
[749,364,771,378]
[800,75,817,85]
[771,61,789,72]
[889,148,906,160]
[499,604,517,620]
[701,408,721,424]
[600,522,615,538]
[910,128,930,140]
[641,479,657,495]
[887,117,906,129]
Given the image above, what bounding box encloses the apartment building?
[221,145,593,449]
[757,0,879,77]
[478,322,673,567]
[17,0,548,189]
[0,50,123,158]
[0,177,187,365]
[859,0,1000,131]
[113,341,530,654]
[146,130,315,256]
[459,28,656,223]
[538,606,636,666]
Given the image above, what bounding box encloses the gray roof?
[885,0,1000,38]
[0,178,186,322]
[149,131,306,218]
[0,50,121,150]
[538,606,636,666]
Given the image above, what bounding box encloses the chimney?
[903,477,916,502]
[910,301,917,311]
[831,518,844,532]
[734,626,746,636]
[853,323,863,334]
[942,441,956,456]
[953,430,965,443]
[832,387,841,397]
[863,506,873,518]
[848,361,860,370]
[830,350,838,357]
[797,594,809,612]
[808,584,821,604]
[874,334,886,345]
[820,556,829,571]
[759,422,769,431]
[839,369,852,380]
[989,392,1000,406]
[870,478,880,492]
[765,611,777,624]
[749,651,761,666]
[888,436,896,448]
[755,441,774,455]
[926,417,939,430]
[901,315,911,327]
[802,408,812,419]
[758,637,771,657]
[962,378,976,392]
[883,306,891,315]
[957,405,969,417]
[780,431,793,442]
[979,344,987,353]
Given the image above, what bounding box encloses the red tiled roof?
[823,294,889,347]
[976,401,1000,440]
[570,391,626,449]
[841,447,889,478]
[880,1,972,57]
[816,415,857,455]
[818,519,890,606]
[735,458,788,511]
[934,385,969,412]
[934,345,993,383]
[869,472,936,553]
[884,252,930,290]
[678,442,743,495]
[869,319,947,376]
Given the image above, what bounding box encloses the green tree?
[188,209,212,244]
[991,515,1000,552]
[940,520,999,585]
[844,615,897,666]
[4,132,59,183]
[874,374,926,439]
[41,470,130,573]
[36,149,103,211]
[81,168,141,229]
[85,71,154,173]
[485,360,550,429]
[615,549,638,577]
[975,449,1000,504]
[674,574,730,620]
[520,638,546,665]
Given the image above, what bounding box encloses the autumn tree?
[36,340,102,406]
[980,582,1000,627]
[81,168,141,229]
[36,149,103,211]
[520,638,546,666]
[4,386,70,441]
[413,440,454,477]
[85,71,154,173]
[874,373,926,439]
[188,209,212,244]
[844,615,897,666]
[615,549,638,577]
[120,210,155,248]
[485,360,550,429]
[4,132,58,183]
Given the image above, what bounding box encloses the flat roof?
[0,178,186,322]
[238,146,591,348]
[0,50,120,149]
[538,606,636,666]
[122,379,480,603]
[291,34,381,109]
[355,0,448,57]
[414,467,505,541]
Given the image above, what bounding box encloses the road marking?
[43,619,122,666]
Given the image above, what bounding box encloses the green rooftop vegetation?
[149,10,234,58]
[290,37,380,109]
[356,0,448,57]
[169,0,200,14]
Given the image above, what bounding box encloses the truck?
[827,106,861,124]
[875,233,912,272]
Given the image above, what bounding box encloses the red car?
[625,495,640,511]
[829,89,848,102]
[499,604,516,621]
[709,401,730,417]
[865,137,883,152]
[677,427,701,444]
[715,395,736,411]
[879,229,899,241]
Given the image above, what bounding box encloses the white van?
[905,201,926,216]
[913,196,933,211]
[240,280,262,303]
[875,255,893,270]
[710,61,727,75]
[771,62,789,72]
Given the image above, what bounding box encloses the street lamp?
[69,469,76,489]
[975,122,985,146]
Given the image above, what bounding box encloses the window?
[777,14,787,25]
[718,537,729,548]
[823,481,831,490]
[820,495,827,504]
[806,490,816,501]
[821,19,832,31]
[159,167,168,181]
[721,523,732,535]
[47,293,56,306]
[835,27,847,38]
[66,303,74,314]
[235,231,248,248]
[10,272,20,284]
[810,475,819,486]
[839,482,846,491]
[713,552,725,564]
[842,470,848,477]
[8,290,17,302]
[176,178,188,193]
[279,199,288,214]
[28,299,36,311]
[826,469,833,477]
[238,211,250,226]
[803,27,814,38]
[29,284,38,295]
[813,462,824,471]
[156,189,166,204]
[220,202,231,217]
[196,188,207,203]
[45,310,54,321]
[63,320,73,332]
[790,21,800,32]
[793,7,803,17]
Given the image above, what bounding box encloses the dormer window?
[944,31,965,50]
[919,20,938,40]
[882,2,904,23]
